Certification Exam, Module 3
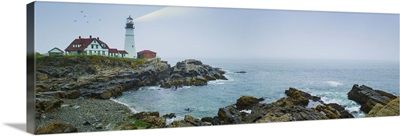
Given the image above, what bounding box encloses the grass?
[131,59,146,69]
[35,52,45,59]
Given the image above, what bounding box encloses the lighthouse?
[124,15,136,58]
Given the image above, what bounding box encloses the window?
[102,51,105,55]
[91,45,93,48]
[96,45,98,49]
[89,50,92,55]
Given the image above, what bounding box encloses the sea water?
[113,58,399,120]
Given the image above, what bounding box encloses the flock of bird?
[73,10,102,24]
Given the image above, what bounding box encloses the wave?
[325,81,343,87]
[209,80,226,85]
[166,116,184,125]
[110,98,139,113]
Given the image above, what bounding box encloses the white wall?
[124,28,136,58]
[84,40,109,56]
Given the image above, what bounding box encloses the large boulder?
[217,106,242,124]
[348,84,397,113]
[236,96,261,110]
[366,97,399,117]
[35,122,78,134]
[140,116,166,128]
[161,59,227,88]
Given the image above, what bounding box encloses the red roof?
[118,50,128,54]
[138,50,156,54]
[109,48,118,53]
[65,36,110,51]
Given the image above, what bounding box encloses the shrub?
[131,59,145,69]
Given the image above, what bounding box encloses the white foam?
[110,98,138,113]
[325,81,343,87]
[209,80,225,85]
[240,109,252,114]
[165,116,184,125]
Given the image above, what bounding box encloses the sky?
[35,1,399,62]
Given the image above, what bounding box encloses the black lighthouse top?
[125,15,134,29]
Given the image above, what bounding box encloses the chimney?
[78,36,81,39]
[89,35,92,38]
[97,37,99,40]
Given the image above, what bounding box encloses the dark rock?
[234,71,247,74]
[236,96,260,110]
[66,90,81,99]
[162,113,176,119]
[131,111,160,120]
[201,117,214,123]
[324,103,354,118]
[348,84,397,113]
[36,99,64,112]
[161,59,227,88]
[217,106,242,124]
[35,122,78,134]
[95,123,104,129]
[82,121,91,126]
[277,88,309,106]
[184,115,201,126]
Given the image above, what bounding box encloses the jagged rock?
[217,106,242,124]
[283,88,311,106]
[37,73,48,81]
[36,99,64,112]
[236,96,260,110]
[324,103,354,118]
[184,115,201,126]
[66,90,81,99]
[162,113,176,119]
[131,111,160,120]
[35,122,77,134]
[348,84,397,113]
[140,116,166,128]
[161,59,227,88]
[367,97,399,117]
[56,90,81,99]
[256,113,292,123]
[200,117,213,123]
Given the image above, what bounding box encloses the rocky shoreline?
[34,56,399,134]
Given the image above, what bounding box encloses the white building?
[124,15,136,59]
[64,35,128,58]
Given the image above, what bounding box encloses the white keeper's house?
[64,35,128,58]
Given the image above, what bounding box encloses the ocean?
[113,58,399,121]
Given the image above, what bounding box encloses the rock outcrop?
[216,88,353,125]
[113,111,166,130]
[348,84,397,113]
[36,99,64,113]
[366,97,399,117]
[36,57,226,100]
[160,59,227,88]
[35,122,78,134]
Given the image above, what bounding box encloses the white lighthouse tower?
[124,15,136,58]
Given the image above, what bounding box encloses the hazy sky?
[35,2,399,62]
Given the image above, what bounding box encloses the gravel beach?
[35,98,132,132]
